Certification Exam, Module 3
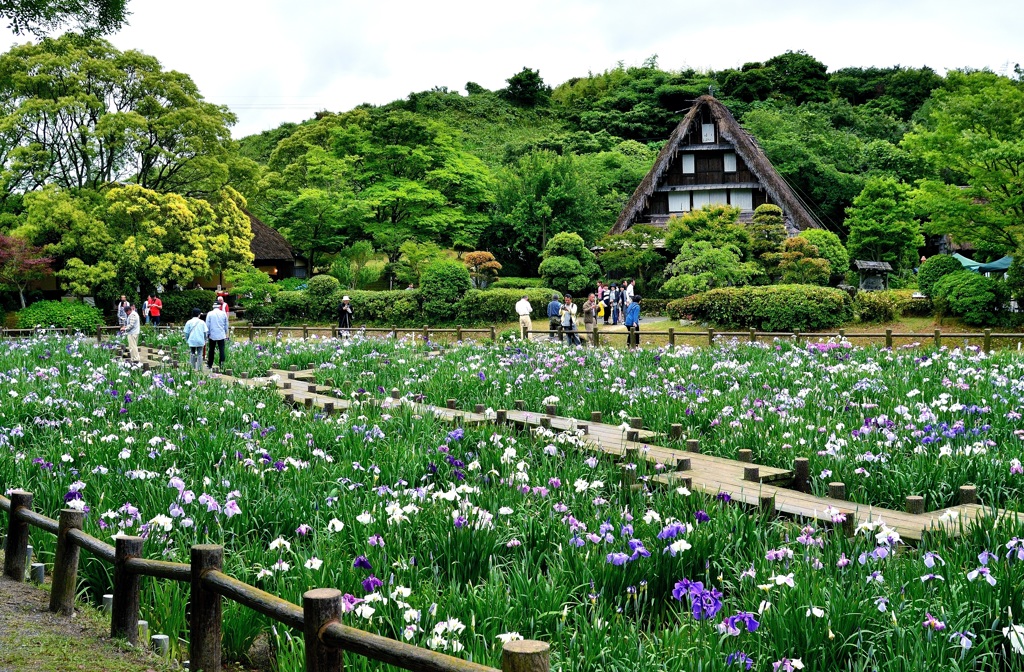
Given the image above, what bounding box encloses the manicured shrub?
[274,291,308,321]
[798,229,849,279]
[327,289,423,326]
[893,289,933,317]
[420,259,472,321]
[639,298,669,316]
[159,290,216,324]
[489,277,544,290]
[17,300,104,333]
[917,255,964,297]
[932,271,1010,326]
[456,288,561,324]
[668,285,852,331]
[306,274,341,317]
[854,290,909,323]
[243,303,278,326]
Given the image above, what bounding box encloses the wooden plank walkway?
[126,348,1022,542]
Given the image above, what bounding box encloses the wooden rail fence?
[0,492,549,672]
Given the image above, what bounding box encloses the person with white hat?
[338,295,353,331]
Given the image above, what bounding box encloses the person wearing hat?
[338,295,353,332]
[515,294,533,340]
[559,294,581,346]
[205,302,229,370]
[183,308,208,371]
[546,293,562,341]
[624,294,642,349]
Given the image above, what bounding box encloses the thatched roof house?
[248,211,306,279]
[611,95,821,235]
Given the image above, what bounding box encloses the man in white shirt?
[624,279,635,306]
[119,305,141,362]
[515,295,533,339]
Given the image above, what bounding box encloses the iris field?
[3,332,1024,671]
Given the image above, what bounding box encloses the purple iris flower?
[352,555,373,571]
[361,574,383,593]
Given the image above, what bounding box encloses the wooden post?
[707,328,714,345]
[456,325,463,342]
[759,494,775,512]
[545,404,557,416]
[496,410,507,423]
[422,325,429,343]
[686,439,700,453]
[838,328,846,340]
[490,326,497,342]
[3,490,32,581]
[591,411,602,423]
[959,484,978,505]
[322,402,334,415]
[737,449,753,463]
[304,588,344,672]
[670,423,682,439]
[474,404,485,414]
[675,457,691,471]
[749,328,756,343]
[984,328,992,353]
[794,330,801,344]
[906,496,925,515]
[446,399,457,410]
[96,325,103,343]
[49,509,85,615]
[668,328,675,347]
[111,536,144,644]
[515,400,525,411]
[743,466,760,482]
[190,545,223,672]
[828,482,846,501]
[502,640,550,672]
[793,458,810,493]
[391,388,400,400]
[885,329,893,349]
[629,417,643,430]
[934,329,941,348]
[593,326,600,347]
[332,326,338,339]
[626,429,638,442]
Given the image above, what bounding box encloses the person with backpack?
[183,308,208,371]
[559,295,581,346]
[624,295,641,349]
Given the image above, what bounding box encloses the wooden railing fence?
[0,492,549,672]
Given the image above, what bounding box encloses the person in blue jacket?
[624,294,641,348]
[546,294,562,340]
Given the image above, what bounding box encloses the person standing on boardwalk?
[205,303,229,370]
[116,295,130,327]
[119,305,141,362]
[559,295,581,346]
[338,295,353,331]
[624,294,641,348]
[582,293,597,344]
[546,293,561,340]
[142,295,152,325]
[515,294,533,339]
[149,294,163,326]
[183,309,208,372]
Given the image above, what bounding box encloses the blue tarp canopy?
[952,253,981,271]
[978,256,1013,273]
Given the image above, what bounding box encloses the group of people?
[182,298,230,371]
[515,278,642,347]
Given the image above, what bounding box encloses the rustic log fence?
[0,492,549,672]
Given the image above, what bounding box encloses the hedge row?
[668,285,852,332]
[159,290,218,324]
[17,300,105,333]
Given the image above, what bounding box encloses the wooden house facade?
[611,95,821,235]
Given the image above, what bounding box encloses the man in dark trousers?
[205,303,229,370]
[546,293,561,340]
[338,295,353,332]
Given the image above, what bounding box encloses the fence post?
[190,544,224,672]
[984,328,992,353]
[593,326,600,347]
[793,458,810,493]
[668,327,675,347]
[304,588,344,672]
[885,329,893,349]
[456,325,463,342]
[959,484,978,505]
[828,482,847,501]
[3,490,32,581]
[490,326,496,341]
[934,329,941,349]
[502,640,550,672]
[97,325,103,344]
[303,324,309,340]
[838,328,845,340]
[111,536,144,644]
[249,325,254,342]
[49,509,85,615]
[707,328,714,345]
[749,328,756,343]
[422,325,429,343]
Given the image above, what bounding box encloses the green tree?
[917,254,964,298]
[395,240,444,286]
[501,67,551,107]
[597,224,664,292]
[905,71,1024,257]
[0,232,53,307]
[1,0,128,35]
[845,176,923,274]
[765,237,831,285]
[662,241,759,298]
[664,205,750,258]
[538,231,600,295]
[748,204,787,274]
[224,268,278,306]
[0,35,237,199]
[798,229,849,281]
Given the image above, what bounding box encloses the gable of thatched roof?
[611,95,821,235]
[247,211,295,261]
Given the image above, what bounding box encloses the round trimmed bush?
[918,255,964,297]
[420,259,472,321]
[17,300,104,333]
[931,271,1009,326]
[668,285,852,331]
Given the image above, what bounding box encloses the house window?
[681,154,695,174]
[668,192,691,212]
[709,189,728,205]
[723,152,737,172]
[692,190,711,210]
[701,123,715,143]
[731,189,753,210]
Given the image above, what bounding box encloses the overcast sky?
[0,0,1020,137]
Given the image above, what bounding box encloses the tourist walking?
[338,295,353,331]
[205,303,229,370]
[143,295,152,325]
[183,309,208,372]
[559,295,581,346]
[546,293,561,340]
[515,294,533,339]
[582,293,597,343]
[624,294,641,349]
[609,284,622,325]
[116,295,130,327]
[149,294,162,326]
[119,305,141,362]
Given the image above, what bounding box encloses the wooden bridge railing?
[0,492,549,672]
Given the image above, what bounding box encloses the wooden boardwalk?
[128,348,1020,542]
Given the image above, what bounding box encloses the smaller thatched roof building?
[611,95,822,236]
[248,211,305,279]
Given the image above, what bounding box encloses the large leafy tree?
[905,71,1024,257]
[1,0,128,35]
[0,34,237,199]
[538,231,600,295]
[845,176,924,274]
[0,232,52,307]
[597,224,664,292]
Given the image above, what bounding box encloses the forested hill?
[236,51,1022,275]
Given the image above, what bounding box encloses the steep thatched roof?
[247,211,295,261]
[611,95,821,235]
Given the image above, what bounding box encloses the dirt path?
[0,575,173,672]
